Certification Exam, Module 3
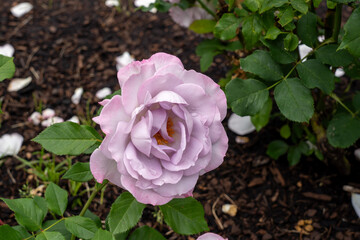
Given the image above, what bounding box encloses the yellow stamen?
[154,118,174,145]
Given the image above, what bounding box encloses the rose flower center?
[154,118,174,145]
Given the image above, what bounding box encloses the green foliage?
[251,98,272,131]
[108,192,146,235]
[226,78,269,116]
[274,78,314,122]
[297,12,317,47]
[45,182,68,216]
[189,20,216,34]
[0,225,22,240]
[280,124,291,139]
[296,59,335,94]
[338,7,360,57]
[33,122,102,155]
[92,229,115,240]
[284,32,299,51]
[242,15,263,49]
[128,226,166,240]
[62,162,93,182]
[0,54,15,82]
[240,50,283,81]
[327,112,360,148]
[315,44,354,67]
[159,197,208,235]
[290,0,308,14]
[64,216,98,239]
[36,232,65,240]
[266,140,289,160]
[214,13,241,40]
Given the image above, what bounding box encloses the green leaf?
[280,124,291,139]
[345,62,360,80]
[278,7,294,27]
[290,0,308,14]
[1,198,47,231]
[287,145,302,166]
[62,162,93,182]
[266,140,289,160]
[330,0,358,2]
[353,92,360,111]
[0,55,15,82]
[104,89,122,100]
[36,232,65,240]
[84,210,102,228]
[338,7,360,57]
[261,37,299,64]
[159,197,208,235]
[240,50,283,81]
[64,216,98,239]
[260,0,289,13]
[92,229,115,240]
[327,0,337,9]
[42,220,71,240]
[12,225,32,239]
[284,32,299,51]
[274,78,314,122]
[244,0,261,12]
[313,0,322,7]
[32,122,102,155]
[128,226,166,240]
[296,59,335,94]
[45,182,68,216]
[242,15,263,49]
[327,112,360,148]
[108,192,145,235]
[265,26,282,40]
[195,39,222,72]
[225,78,269,116]
[189,20,216,34]
[315,44,354,67]
[0,225,22,240]
[251,98,273,131]
[297,12,317,47]
[214,13,241,41]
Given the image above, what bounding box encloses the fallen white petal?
[0,44,15,57]
[41,108,56,119]
[299,44,312,61]
[335,68,345,78]
[354,149,360,162]
[116,52,134,70]
[28,111,41,125]
[67,116,80,124]
[10,2,33,18]
[351,193,360,218]
[0,133,23,157]
[306,140,317,150]
[134,0,155,7]
[318,35,325,43]
[105,0,120,7]
[7,76,32,92]
[71,87,83,105]
[228,113,256,135]
[96,87,112,99]
[41,116,64,127]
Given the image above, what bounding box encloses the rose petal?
[7,76,32,92]
[352,193,360,218]
[95,87,112,99]
[335,68,345,78]
[152,169,183,186]
[105,0,120,7]
[28,112,41,125]
[42,108,55,119]
[41,116,64,127]
[134,0,155,7]
[10,2,33,18]
[67,116,80,124]
[71,87,83,105]
[153,174,198,197]
[131,114,152,157]
[299,44,312,61]
[169,6,212,28]
[116,52,134,70]
[197,233,227,240]
[203,126,228,173]
[0,44,15,57]
[0,133,23,157]
[228,114,255,135]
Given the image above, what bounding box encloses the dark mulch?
[0,1,359,239]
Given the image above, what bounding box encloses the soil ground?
[0,1,359,239]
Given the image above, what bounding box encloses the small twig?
[6,168,16,184]
[8,15,33,39]
[212,196,224,230]
[30,67,40,81]
[25,47,40,69]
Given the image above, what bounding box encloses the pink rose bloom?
[169,6,213,28]
[90,53,228,205]
[197,233,228,240]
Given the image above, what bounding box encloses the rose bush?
[90,52,228,205]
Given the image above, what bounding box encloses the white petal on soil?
[105,0,120,7]
[10,2,33,18]
[335,68,345,78]
[0,133,24,157]
[116,52,134,70]
[67,116,80,124]
[134,0,155,8]
[71,87,83,105]
[354,149,360,162]
[28,111,41,125]
[318,35,325,43]
[228,113,256,135]
[41,108,55,119]
[299,44,312,61]
[96,87,112,99]
[0,44,15,57]
[7,76,32,92]
[351,193,360,218]
[41,116,64,127]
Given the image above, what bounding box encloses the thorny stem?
[70,180,109,240]
[332,4,343,42]
[196,0,217,19]
[23,218,65,240]
[329,93,357,118]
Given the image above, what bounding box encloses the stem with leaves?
[332,3,343,42]
[196,0,217,19]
